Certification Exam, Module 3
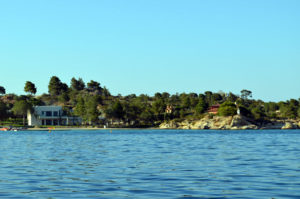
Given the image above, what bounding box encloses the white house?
[27,106,82,126]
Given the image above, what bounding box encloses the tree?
[297,107,300,118]
[123,101,142,125]
[227,92,238,102]
[58,93,70,104]
[139,108,154,125]
[0,86,5,95]
[279,103,297,119]
[154,92,162,99]
[152,98,166,120]
[181,95,191,109]
[74,97,86,122]
[85,96,99,124]
[105,100,125,122]
[48,76,69,96]
[195,98,207,115]
[212,93,223,103]
[71,77,85,91]
[0,101,8,121]
[241,89,252,100]
[60,83,69,93]
[162,92,170,100]
[204,91,213,106]
[102,87,111,97]
[87,80,102,93]
[218,101,237,116]
[11,100,32,125]
[251,106,266,120]
[24,81,37,95]
[48,76,62,96]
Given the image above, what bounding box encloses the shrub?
[218,101,237,116]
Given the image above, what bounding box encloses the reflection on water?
[0,130,300,198]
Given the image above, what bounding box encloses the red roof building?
[207,104,220,114]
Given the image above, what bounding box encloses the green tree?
[87,80,102,93]
[154,92,162,99]
[105,100,125,122]
[0,101,8,121]
[11,100,32,125]
[195,98,207,115]
[251,106,266,120]
[204,91,213,106]
[279,103,297,119]
[24,81,37,95]
[123,101,142,125]
[181,96,191,109]
[297,107,300,118]
[152,98,166,120]
[227,92,238,102]
[60,83,69,93]
[218,101,237,116]
[212,93,223,104]
[85,96,99,124]
[162,92,170,100]
[241,89,252,100]
[0,86,5,95]
[102,86,111,97]
[71,77,85,91]
[74,97,86,122]
[48,76,63,96]
[139,109,154,124]
[58,93,70,104]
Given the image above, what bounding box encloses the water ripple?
[0,130,300,198]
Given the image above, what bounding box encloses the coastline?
[3,115,300,131]
[159,115,300,130]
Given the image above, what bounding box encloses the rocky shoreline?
[159,115,300,130]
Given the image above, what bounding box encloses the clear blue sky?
[0,0,299,102]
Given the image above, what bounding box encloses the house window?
[46,120,52,125]
[42,120,45,125]
[53,120,58,125]
[53,111,58,116]
[46,111,52,116]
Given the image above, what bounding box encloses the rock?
[261,122,284,129]
[158,115,300,130]
[231,115,252,127]
[159,121,178,129]
[230,115,257,129]
[281,122,298,129]
[240,125,258,130]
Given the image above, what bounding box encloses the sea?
[0,129,299,199]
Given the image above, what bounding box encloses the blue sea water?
[0,129,300,199]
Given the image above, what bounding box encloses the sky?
[0,0,299,102]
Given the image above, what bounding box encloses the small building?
[165,105,173,114]
[207,104,220,114]
[27,106,82,126]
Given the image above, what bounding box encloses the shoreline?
[21,127,300,131]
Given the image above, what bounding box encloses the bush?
[218,101,237,116]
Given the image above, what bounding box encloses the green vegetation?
[0,86,5,95]
[1,77,300,127]
[218,101,237,116]
[24,81,37,95]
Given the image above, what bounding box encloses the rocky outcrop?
[230,115,258,129]
[159,121,178,129]
[281,122,298,129]
[190,116,233,129]
[159,115,258,130]
[159,116,300,130]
